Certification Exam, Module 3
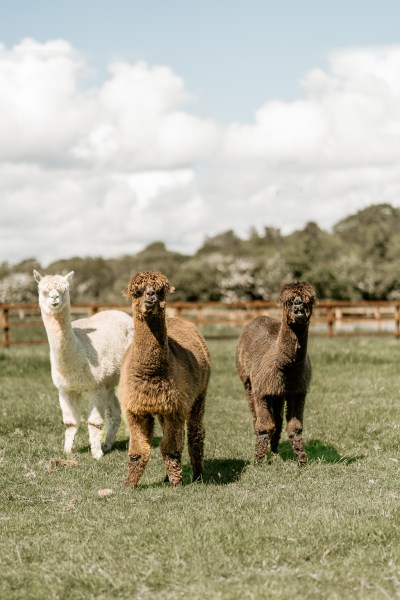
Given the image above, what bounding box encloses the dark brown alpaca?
[120,272,211,487]
[236,282,317,465]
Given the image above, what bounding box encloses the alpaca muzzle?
[143,298,159,316]
[291,297,310,323]
[47,294,62,311]
[292,305,310,323]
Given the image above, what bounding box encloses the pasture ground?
[1,336,400,599]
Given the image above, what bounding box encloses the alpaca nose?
[144,288,157,306]
[293,297,305,316]
[49,290,61,305]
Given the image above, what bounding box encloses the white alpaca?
[33,270,133,459]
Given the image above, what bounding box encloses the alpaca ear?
[124,279,136,299]
[305,284,318,306]
[64,271,74,284]
[33,269,42,283]
[311,292,319,306]
[167,284,175,294]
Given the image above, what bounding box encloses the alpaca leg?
[244,377,257,429]
[125,412,154,487]
[87,390,107,459]
[270,397,284,454]
[286,393,307,466]
[58,390,81,454]
[254,396,277,464]
[187,394,206,482]
[160,414,185,486]
[102,389,121,453]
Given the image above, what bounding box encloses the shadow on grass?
[278,438,362,464]
[134,458,248,489]
[79,438,360,468]
[202,458,249,485]
[79,437,247,487]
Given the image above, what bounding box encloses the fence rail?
[1,300,400,347]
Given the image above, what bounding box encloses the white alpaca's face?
[39,278,69,314]
[34,271,74,315]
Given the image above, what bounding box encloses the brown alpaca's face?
[287,295,312,324]
[279,282,317,325]
[125,272,175,318]
[135,284,166,317]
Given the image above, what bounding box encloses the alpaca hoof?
[192,470,203,483]
[192,476,203,484]
[170,479,182,487]
[101,442,114,454]
[254,455,266,465]
[297,453,308,466]
[163,474,182,486]
[125,477,138,487]
[91,448,104,460]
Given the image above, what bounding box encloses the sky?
[2,0,400,265]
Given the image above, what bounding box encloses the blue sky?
[3,0,400,122]
[1,1,400,263]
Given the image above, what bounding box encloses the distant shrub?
[0,273,37,303]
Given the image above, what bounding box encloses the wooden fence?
[2,300,400,347]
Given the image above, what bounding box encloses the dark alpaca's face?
[279,282,318,325]
[288,295,312,324]
[124,272,175,318]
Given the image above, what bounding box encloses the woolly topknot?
[124,271,175,299]
[33,270,74,294]
[279,281,318,307]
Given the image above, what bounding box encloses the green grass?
[1,337,400,599]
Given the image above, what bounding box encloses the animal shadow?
[201,458,248,485]
[110,439,129,452]
[278,438,362,464]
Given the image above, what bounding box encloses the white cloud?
[2,40,400,264]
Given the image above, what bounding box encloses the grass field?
[1,336,400,599]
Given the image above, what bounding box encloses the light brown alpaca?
[119,272,211,487]
[236,282,317,465]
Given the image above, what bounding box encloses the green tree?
[197,230,242,257]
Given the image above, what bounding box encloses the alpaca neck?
[40,305,82,363]
[276,317,309,366]
[131,311,169,376]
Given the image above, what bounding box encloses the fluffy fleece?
[236,282,317,465]
[34,270,133,458]
[119,271,211,486]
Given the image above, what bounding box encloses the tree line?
[2,203,400,303]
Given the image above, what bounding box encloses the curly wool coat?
[119,271,211,487]
[236,281,317,465]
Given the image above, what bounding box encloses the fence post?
[1,307,10,348]
[89,304,99,316]
[327,306,335,337]
[395,304,400,338]
[197,305,205,325]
